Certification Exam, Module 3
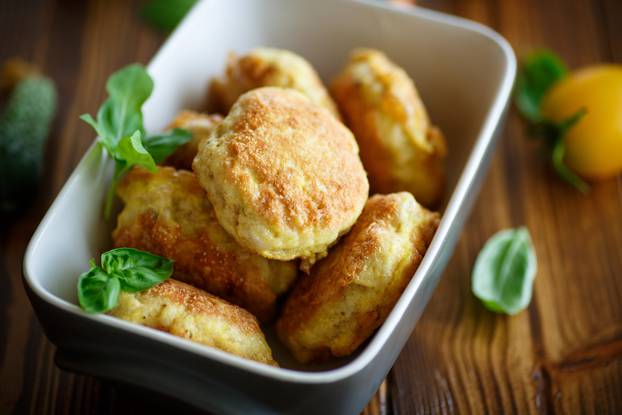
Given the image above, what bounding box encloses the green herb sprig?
[78,248,174,313]
[472,227,537,315]
[80,64,191,219]
[515,50,589,192]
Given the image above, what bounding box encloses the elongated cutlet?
[110,278,277,366]
[277,193,439,363]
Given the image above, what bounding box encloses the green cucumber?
[0,75,57,212]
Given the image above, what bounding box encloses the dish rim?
[23,0,516,385]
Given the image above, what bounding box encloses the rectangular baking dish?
[23,0,516,413]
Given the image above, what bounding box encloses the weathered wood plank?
[1,1,621,414]
[390,152,540,415]
[0,0,163,414]
[600,0,622,61]
[390,0,622,414]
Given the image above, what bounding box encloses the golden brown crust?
[193,87,369,264]
[211,48,340,118]
[162,110,223,170]
[113,166,298,322]
[276,193,439,363]
[110,279,277,366]
[331,48,447,207]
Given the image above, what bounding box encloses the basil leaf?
[142,0,198,32]
[77,248,173,314]
[77,266,121,313]
[142,128,193,163]
[116,130,157,172]
[101,247,173,293]
[514,52,590,193]
[107,64,153,108]
[96,99,142,149]
[112,267,170,293]
[515,51,567,122]
[106,64,153,142]
[80,65,152,147]
[79,114,109,146]
[472,227,537,315]
[80,64,193,218]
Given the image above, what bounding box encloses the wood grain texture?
[390,0,622,414]
[0,0,621,414]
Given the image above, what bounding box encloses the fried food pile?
[109,47,444,367]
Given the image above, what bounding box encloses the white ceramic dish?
[23,0,516,413]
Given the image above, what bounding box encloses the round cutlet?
[331,48,447,207]
[276,193,439,363]
[211,47,340,119]
[193,87,369,264]
[113,166,297,322]
[110,279,277,366]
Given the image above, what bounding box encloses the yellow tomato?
[540,65,622,180]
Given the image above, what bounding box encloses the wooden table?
[1,0,621,413]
